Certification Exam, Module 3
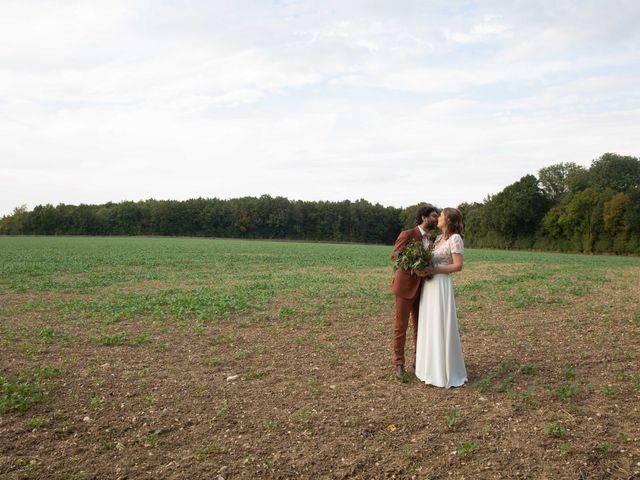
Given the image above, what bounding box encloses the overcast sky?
[1,0,639,216]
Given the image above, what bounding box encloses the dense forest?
[460,153,640,254]
[2,153,639,254]
[0,196,404,245]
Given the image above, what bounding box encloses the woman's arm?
[424,253,463,275]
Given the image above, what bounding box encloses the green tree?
[107,202,144,235]
[483,175,550,247]
[71,204,105,235]
[457,202,485,246]
[538,162,586,202]
[603,192,631,253]
[0,205,29,234]
[624,188,640,233]
[541,206,564,239]
[557,188,605,252]
[589,153,640,192]
[603,192,630,234]
[25,204,59,234]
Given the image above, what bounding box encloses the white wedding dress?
[415,233,467,388]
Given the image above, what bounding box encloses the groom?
[391,204,439,379]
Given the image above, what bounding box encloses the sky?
[1,0,640,216]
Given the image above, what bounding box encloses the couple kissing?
[391,205,467,388]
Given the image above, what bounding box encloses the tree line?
[2,152,639,253]
[0,196,404,245]
[460,153,640,254]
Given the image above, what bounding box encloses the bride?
[415,207,467,388]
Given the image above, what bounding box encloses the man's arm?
[390,230,410,261]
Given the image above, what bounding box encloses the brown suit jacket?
[391,227,425,300]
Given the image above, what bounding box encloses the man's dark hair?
[414,204,440,226]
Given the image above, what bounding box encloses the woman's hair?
[442,207,464,238]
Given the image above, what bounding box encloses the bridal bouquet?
[393,239,433,274]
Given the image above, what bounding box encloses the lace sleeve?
[450,234,464,255]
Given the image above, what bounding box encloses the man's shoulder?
[394,227,420,246]
[394,228,413,247]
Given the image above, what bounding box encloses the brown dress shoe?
[395,365,405,379]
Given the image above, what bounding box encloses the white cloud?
[443,15,513,44]
[1,0,639,216]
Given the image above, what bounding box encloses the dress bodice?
[432,234,464,267]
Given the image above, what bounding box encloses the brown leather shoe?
[395,365,405,379]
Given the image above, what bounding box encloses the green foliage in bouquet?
[393,239,433,273]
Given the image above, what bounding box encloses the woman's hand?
[414,267,435,277]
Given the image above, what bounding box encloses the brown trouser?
[393,293,420,366]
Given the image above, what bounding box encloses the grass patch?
[445,408,461,428]
[38,327,65,341]
[195,443,226,460]
[0,377,47,413]
[90,333,126,346]
[544,422,567,438]
[457,440,480,458]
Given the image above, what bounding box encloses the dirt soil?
[1,271,640,479]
